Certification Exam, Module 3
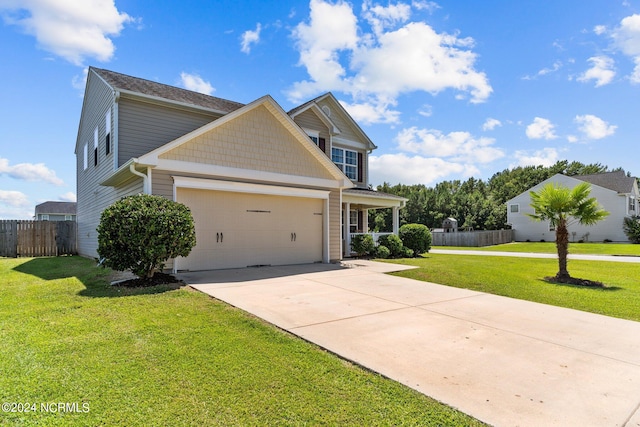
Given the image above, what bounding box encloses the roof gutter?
[129,159,150,194]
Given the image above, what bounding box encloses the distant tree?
[528,182,609,282]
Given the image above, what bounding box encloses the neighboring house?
[507,171,639,242]
[34,201,77,221]
[75,67,406,271]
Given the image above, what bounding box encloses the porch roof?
[342,188,407,209]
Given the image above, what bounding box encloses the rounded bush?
[377,234,404,258]
[351,234,375,257]
[97,194,196,279]
[399,224,432,256]
[375,245,391,259]
[623,215,640,244]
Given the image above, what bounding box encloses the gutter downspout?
[129,160,150,194]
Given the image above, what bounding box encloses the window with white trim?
[105,108,111,155]
[629,196,636,213]
[332,147,357,180]
[94,127,99,166]
[83,143,88,170]
[42,214,49,221]
[65,215,73,221]
[350,210,358,233]
[509,204,519,213]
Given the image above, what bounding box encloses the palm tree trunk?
[555,219,570,281]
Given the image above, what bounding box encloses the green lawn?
[435,241,640,256]
[388,254,640,322]
[0,256,483,427]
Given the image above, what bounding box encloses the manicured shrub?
[378,234,404,258]
[402,247,414,258]
[623,215,640,243]
[399,224,432,256]
[375,245,391,259]
[351,234,376,257]
[97,194,196,279]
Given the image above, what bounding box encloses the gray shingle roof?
[35,201,77,215]
[343,188,407,200]
[575,170,637,194]
[91,67,245,114]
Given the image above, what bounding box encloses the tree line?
[370,160,623,232]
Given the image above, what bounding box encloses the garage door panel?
[176,188,323,271]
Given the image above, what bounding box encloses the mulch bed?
[544,276,606,288]
[112,272,184,288]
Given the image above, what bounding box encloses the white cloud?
[0,189,29,207]
[339,99,401,125]
[482,118,502,131]
[71,67,88,91]
[59,192,77,202]
[179,72,215,95]
[0,0,134,66]
[240,23,262,54]
[0,157,63,185]
[0,190,32,219]
[574,114,616,139]
[288,0,491,123]
[577,56,615,87]
[368,153,476,186]
[523,61,562,80]
[611,14,640,83]
[411,1,440,13]
[526,117,557,140]
[395,127,505,163]
[513,148,559,168]
[362,0,411,36]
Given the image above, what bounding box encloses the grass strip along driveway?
[0,256,483,427]
[436,241,640,256]
[388,251,640,322]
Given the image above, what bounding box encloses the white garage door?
[176,188,324,271]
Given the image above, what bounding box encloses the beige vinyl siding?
[317,99,360,142]
[117,98,220,167]
[292,109,331,155]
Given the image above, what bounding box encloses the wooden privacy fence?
[432,229,514,247]
[0,220,77,257]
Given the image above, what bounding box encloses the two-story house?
[34,201,77,221]
[75,67,406,271]
[506,171,639,242]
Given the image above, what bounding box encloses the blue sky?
[1,0,639,219]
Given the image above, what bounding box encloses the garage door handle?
[220,232,223,242]
[294,232,297,242]
[216,232,219,243]
[291,232,294,242]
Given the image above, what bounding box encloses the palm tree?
[528,182,608,282]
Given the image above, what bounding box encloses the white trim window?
[305,129,319,145]
[94,127,99,166]
[105,108,111,155]
[510,204,519,213]
[629,196,636,214]
[83,143,88,170]
[332,147,357,180]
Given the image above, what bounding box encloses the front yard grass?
[0,256,484,427]
[388,254,640,322]
[435,242,640,256]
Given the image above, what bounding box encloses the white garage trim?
[173,176,330,200]
[173,176,331,268]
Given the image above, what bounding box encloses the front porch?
[341,188,407,257]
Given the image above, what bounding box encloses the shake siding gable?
[159,104,336,181]
[117,98,221,167]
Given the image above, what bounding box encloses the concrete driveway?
[180,261,640,427]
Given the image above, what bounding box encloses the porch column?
[362,208,369,233]
[344,202,351,257]
[392,206,399,235]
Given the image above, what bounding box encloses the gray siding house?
[506,171,639,242]
[34,201,77,221]
[75,67,405,270]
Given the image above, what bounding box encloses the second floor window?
[332,147,357,180]
[630,196,636,213]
